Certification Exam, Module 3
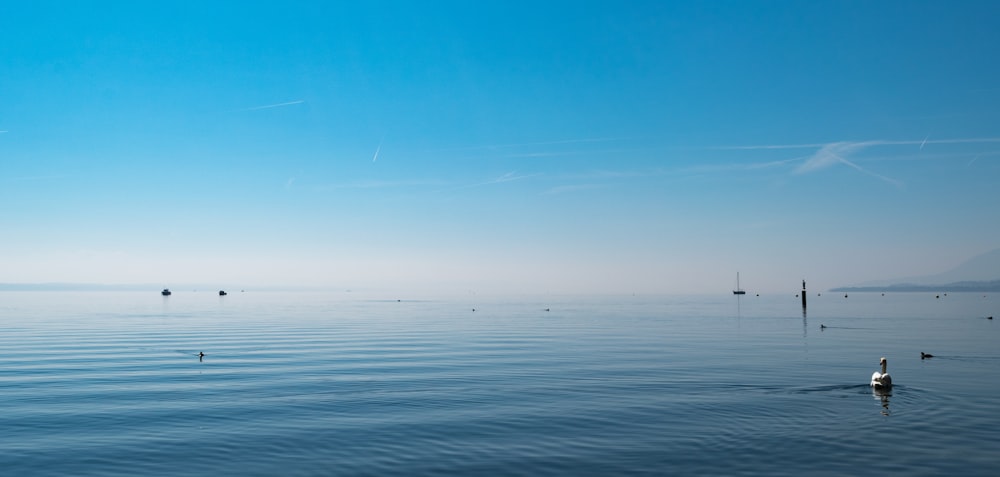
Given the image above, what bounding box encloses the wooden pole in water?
[801,279,807,310]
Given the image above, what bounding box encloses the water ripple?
[1,292,999,475]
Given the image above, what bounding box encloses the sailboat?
[733,273,746,295]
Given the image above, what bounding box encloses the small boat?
[733,272,746,295]
[161,288,172,296]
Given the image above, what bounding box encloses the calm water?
[1,291,998,476]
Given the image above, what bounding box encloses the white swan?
[870,357,892,389]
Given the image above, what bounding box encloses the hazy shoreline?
[831,280,1000,293]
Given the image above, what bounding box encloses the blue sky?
[2,1,999,294]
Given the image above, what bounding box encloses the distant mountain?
[832,280,1000,293]
[833,248,1000,292]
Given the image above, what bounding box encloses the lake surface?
[1,290,998,476]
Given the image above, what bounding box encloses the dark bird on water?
[820,324,827,329]
[921,352,934,359]
[199,352,204,362]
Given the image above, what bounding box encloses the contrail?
[442,171,541,192]
[831,152,902,188]
[434,137,623,152]
[920,136,928,150]
[237,100,305,112]
[794,142,902,188]
[372,137,384,162]
[715,137,1000,151]
[710,142,830,150]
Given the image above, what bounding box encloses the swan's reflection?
[872,388,891,415]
